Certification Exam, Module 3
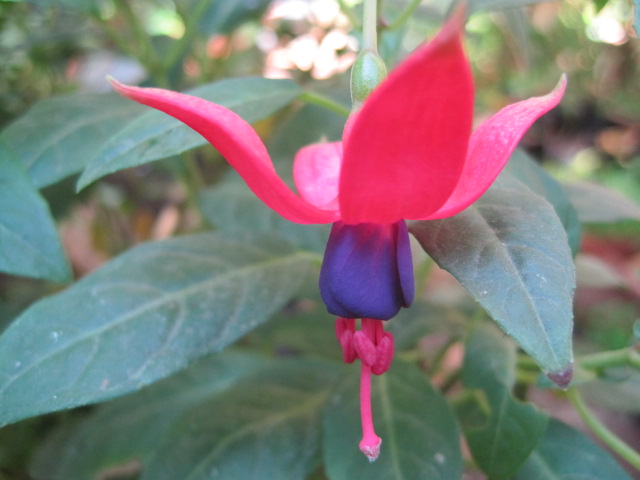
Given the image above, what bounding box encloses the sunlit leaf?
[513,419,632,479]
[324,360,462,480]
[563,181,640,224]
[142,359,340,480]
[29,350,267,480]
[461,324,548,479]
[0,144,71,282]
[0,93,144,188]
[0,232,317,427]
[78,78,302,189]
[410,169,575,376]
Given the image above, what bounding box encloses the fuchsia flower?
[110,9,565,462]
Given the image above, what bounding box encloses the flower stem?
[567,388,640,470]
[359,363,382,462]
[164,0,210,74]
[299,91,351,117]
[115,0,169,87]
[362,0,378,52]
[386,0,423,31]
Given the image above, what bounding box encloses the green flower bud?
[350,50,387,107]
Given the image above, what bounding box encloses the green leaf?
[30,350,267,480]
[563,181,640,224]
[22,0,105,12]
[0,232,317,427]
[469,0,551,12]
[513,418,632,480]
[200,182,330,254]
[246,308,340,360]
[195,0,272,35]
[581,370,640,414]
[0,144,71,282]
[0,93,144,189]
[77,77,303,190]
[324,360,462,480]
[410,169,575,376]
[142,358,340,480]
[505,150,581,256]
[461,324,548,479]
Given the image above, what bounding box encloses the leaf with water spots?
[410,166,575,378]
[0,232,316,427]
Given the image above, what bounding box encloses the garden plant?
[0,0,639,479]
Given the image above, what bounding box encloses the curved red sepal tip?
[107,77,338,225]
[427,75,567,220]
[338,7,474,224]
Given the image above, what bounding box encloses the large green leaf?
[563,180,640,224]
[0,93,144,189]
[0,232,317,427]
[460,324,548,479]
[0,144,71,282]
[505,150,581,256]
[410,169,575,377]
[30,350,266,480]
[142,359,340,480]
[324,360,462,480]
[77,77,303,189]
[200,182,330,253]
[513,418,632,480]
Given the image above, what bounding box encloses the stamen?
[359,363,382,462]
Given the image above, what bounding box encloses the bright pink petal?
[427,75,567,220]
[109,78,338,224]
[338,8,474,224]
[293,142,342,211]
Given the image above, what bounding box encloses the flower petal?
[293,142,342,211]
[338,8,474,224]
[109,78,338,224]
[427,75,567,220]
[396,220,415,307]
[319,221,414,320]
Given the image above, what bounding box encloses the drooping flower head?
[109,7,565,461]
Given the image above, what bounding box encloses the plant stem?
[580,347,640,371]
[567,388,640,470]
[116,0,169,87]
[517,346,640,374]
[299,91,351,117]
[386,0,423,31]
[362,0,378,52]
[164,0,210,74]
